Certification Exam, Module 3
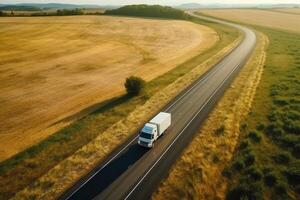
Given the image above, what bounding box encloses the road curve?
[60,12,256,200]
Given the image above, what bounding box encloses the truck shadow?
[73,144,148,199]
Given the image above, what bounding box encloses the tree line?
[0,8,86,17]
[105,4,187,19]
[1,5,187,19]
[56,8,83,16]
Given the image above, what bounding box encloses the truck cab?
[138,123,158,148]
[138,112,171,148]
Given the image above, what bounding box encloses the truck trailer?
[138,112,171,148]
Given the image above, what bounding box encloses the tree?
[105,4,187,19]
[56,8,83,16]
[124,76,145,96]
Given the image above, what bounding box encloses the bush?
[264,172,278,187]
[40,181,54,190]
[270,87,279,96]
[222,167,232,178]
[270,84,289,97]
[279,134,299,148]
[266,124,283,139]
[283,119,300,134]
[215,125,225,136]
[262,166,273,174]
[290,104,300,112]
[244,153,256,167]
[212,153,220,163]
[272,152,291,164]
[274,183,288,196]
[256,123,265,131]
[290,98,300,105]
[124,76,145,96]
[286,110,300,120]
[285,161,300,186]
[293,144,300,158]
[240,123,248,130]
[25,160,38,169]
[226,178,263,200]
[232,160,245,172]
[244,166,262,181]
[268,110,281,121]
[248,131,262,143]
[239,140,249,150]
[273,98,289,106]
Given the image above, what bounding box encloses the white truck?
[138,112,171,148]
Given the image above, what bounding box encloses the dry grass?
[152,31,268,200]
[11,29,241,200]
[198,9,300,33]
[271,8,300,15]
[0,15,217,161]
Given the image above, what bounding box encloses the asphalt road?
[60,12,256,200]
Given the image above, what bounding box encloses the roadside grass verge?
[152,31,268,200]
[0,18,240,199]
[224,28,300,200]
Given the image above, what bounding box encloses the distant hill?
[0,5,41,11]
[19,3,102,10]
[0,3,119,11]
[105,4,187,19]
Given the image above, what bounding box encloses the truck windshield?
[140,132,153,139]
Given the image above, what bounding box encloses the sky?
[1,0,300,6]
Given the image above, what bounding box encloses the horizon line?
[1,2,300,6]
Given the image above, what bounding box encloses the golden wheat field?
[0,15,217,161]
[199,9,300,33]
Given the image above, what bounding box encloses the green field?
[0,16,239,199]
[224,27,300,200]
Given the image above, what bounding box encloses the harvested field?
[198,9,300,33]
[271,8,300,15]
[0,15,217,161]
